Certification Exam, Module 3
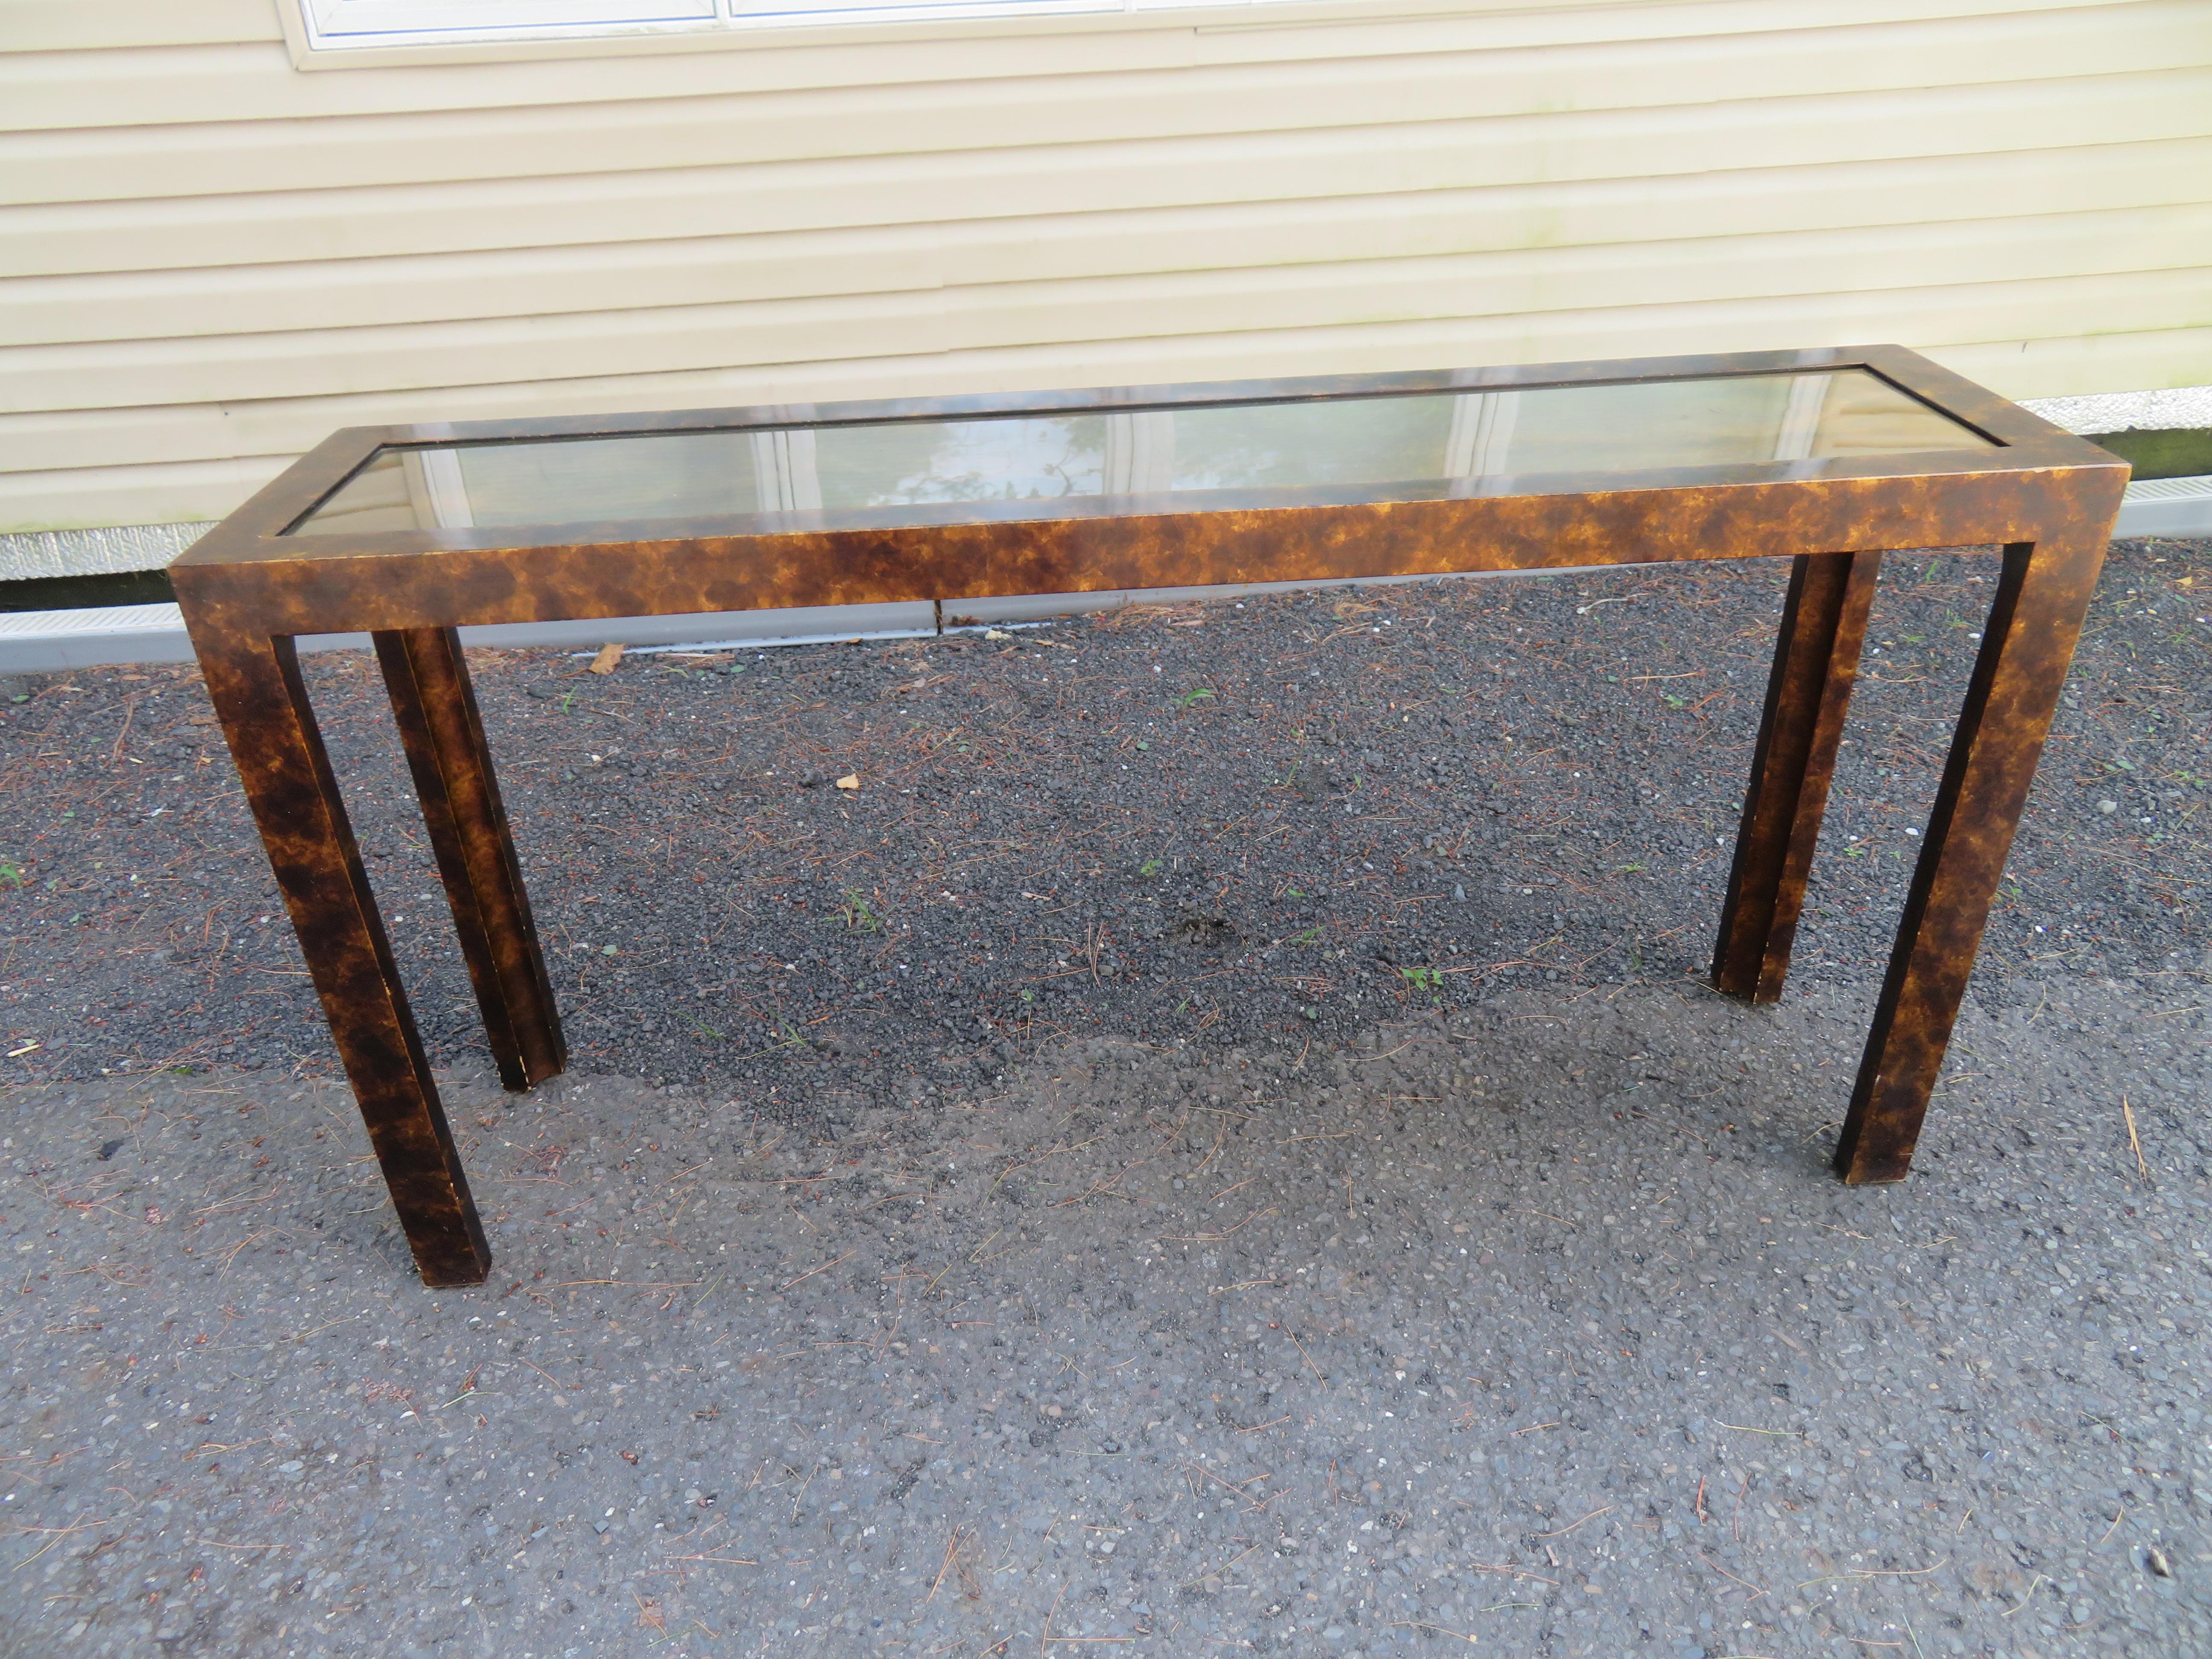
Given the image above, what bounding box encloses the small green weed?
[838,888,882,932]
[1175,687,1215,709]
[1399,966,1443,992]
[558,690,577,713]
[0,859,23,889]
[1139,858,1163,879]
[1286,926,1322,946]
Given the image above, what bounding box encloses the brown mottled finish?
[175,621,491,1286]
[170,346,2127,1284]
[373,627,566,1093]
[1713,551,1881,1003]
[1832,524,2112,1182]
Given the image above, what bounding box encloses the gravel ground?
[0,536,2206,1656]
[0,538,2204,1099]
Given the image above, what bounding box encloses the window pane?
[310,0,714,43]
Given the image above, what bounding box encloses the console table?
[172,346,2125,1286]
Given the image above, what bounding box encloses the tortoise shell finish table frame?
[172,346,2125,1287]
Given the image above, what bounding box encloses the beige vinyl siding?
[2,0,2209,532]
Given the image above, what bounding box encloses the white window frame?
[279,0,1495,69]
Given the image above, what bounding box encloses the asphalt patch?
[0,977,2206,1654]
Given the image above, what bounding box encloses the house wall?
[4,0,2210,534]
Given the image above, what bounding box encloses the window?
[290,0,1260,56]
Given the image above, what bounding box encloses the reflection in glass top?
[287,370,1994,536]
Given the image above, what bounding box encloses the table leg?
[1713,552,1880,1003]
[374,627,566,1093]
[1834,532,2107,1182]
[200,634,491,1285]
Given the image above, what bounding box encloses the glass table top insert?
[288,368,1996,538]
